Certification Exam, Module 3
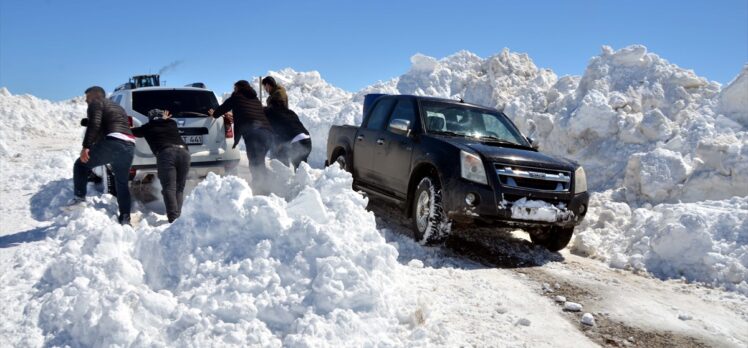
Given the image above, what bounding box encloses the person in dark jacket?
[131,109,191,223]
[265,107,312,168]
[209,80,273,190]
[65,86,135,225]
[261,76,288,109]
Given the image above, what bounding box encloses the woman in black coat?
[209,80,274,188]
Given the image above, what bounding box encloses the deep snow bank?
[573,190,748,295]
[0,88,85,157]
[27,165,416,347]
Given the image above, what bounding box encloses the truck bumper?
[442,178,589,228]
[130,159,240,181]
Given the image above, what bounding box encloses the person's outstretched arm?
[209,97,233,118]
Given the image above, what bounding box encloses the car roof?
[382,94,498,112]
[112,86,216,94]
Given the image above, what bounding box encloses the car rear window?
[132,90,219,117]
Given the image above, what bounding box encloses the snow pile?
[0,88,85,157]
[25,166,415,347]
[397,50,558,111]
[573,191,748,295]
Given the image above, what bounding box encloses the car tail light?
[128,167,136,180]
[224,116,234,138]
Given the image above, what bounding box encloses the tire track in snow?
[367,199,745,347]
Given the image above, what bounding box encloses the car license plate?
[182,135,203,145]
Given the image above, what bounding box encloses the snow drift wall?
[267,45,747,294]
[0,88,85,157]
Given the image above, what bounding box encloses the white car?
[89,86,241,188]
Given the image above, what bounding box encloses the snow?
[0,87,85,157]
[510,197,573,222]
[1,42,748,346]
[581,313,595,326]
[720,65,748,127]
[563,302,583,312]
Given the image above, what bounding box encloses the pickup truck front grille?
[495,163,571,192]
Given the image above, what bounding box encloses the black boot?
[118,214,131,226]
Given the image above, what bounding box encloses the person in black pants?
[209,80,273,190]
[265,107,312,168]
[65,86,135,225]
[131,109,191,223]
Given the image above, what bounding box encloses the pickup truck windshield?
[421,101,529,146]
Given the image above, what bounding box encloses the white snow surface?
[1,43,748,345]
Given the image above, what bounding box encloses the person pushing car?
[262,77,311,168]
[208,80,273,191]
[131,109,191,223]
[64,86,135,225]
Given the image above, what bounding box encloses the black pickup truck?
[326,94,589,251]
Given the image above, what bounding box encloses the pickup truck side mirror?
[526,137,539,150]
[388,118,412,137]
[80,118,88,127]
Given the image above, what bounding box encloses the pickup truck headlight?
[574,166,587,194]
[460,150,488,185]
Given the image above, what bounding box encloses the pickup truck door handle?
[376,139,385,145]
[356,135,364,141]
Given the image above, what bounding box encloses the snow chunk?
[510,198,572,222]
[563,302,583,312]
[719,64,748,127]
[581,313,595,326]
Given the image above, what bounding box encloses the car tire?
[411,176,450,245]
[530,226,574,251]
[333,152,349,172]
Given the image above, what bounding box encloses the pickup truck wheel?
[530,226,574,252]
[412,176,450,245]
[334,153,349,172]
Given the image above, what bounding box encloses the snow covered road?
[1,43,747,346]
[371,200,748,347]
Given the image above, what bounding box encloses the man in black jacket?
[209,80,273,190]
[66,86,135,225]
[265,107,312,168]
[131,109,191,223]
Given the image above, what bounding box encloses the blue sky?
[1,0,746,101]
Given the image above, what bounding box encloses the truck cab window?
[387,99,416,133]
[365,98,396,130]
